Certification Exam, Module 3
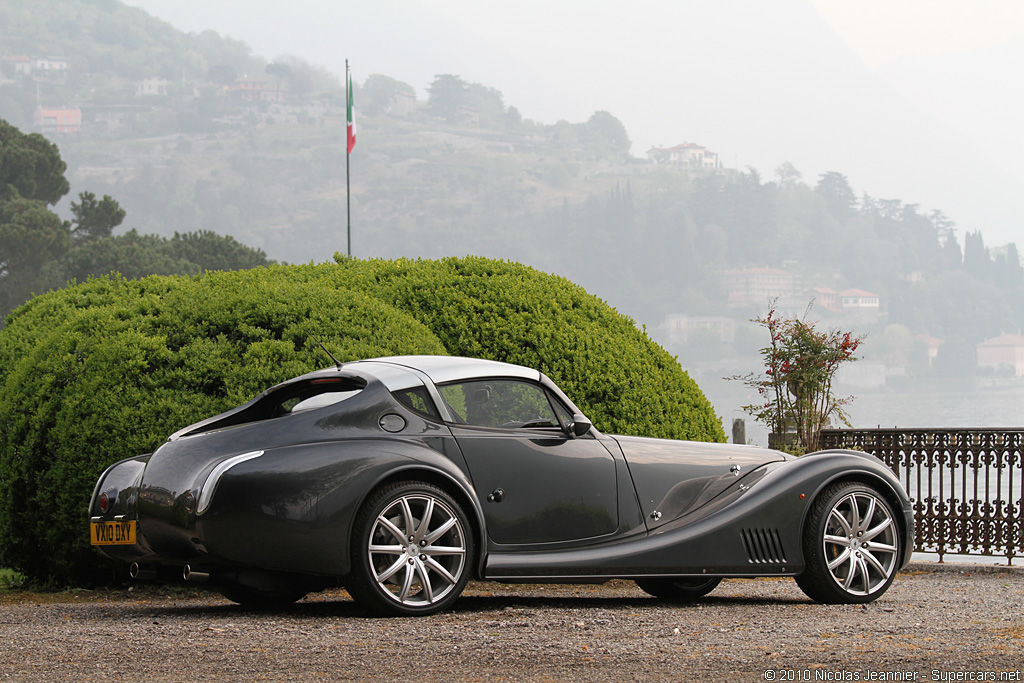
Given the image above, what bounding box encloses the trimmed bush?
[0,258,722,587]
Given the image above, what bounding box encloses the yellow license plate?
[90,520,137,546]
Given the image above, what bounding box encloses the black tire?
[635,577,722,602]
[796,481,901,604]
[346,481,474,616]
[218,584,308,608]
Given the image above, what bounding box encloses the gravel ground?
[0,563,1020,683]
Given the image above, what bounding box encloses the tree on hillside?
[585,111,632,159]
[70,191,126,243]
[168,230,271,271]
[815,171,856,221]
[208,64,237,86]
[0,119,69,204]
[427,74,469,123]
[264,62,292,90]
[0,197,68,312]
[963,230,991,281]
[775,161,803,189]
[362,74,416,116]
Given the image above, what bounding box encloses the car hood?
[610,436,788,528]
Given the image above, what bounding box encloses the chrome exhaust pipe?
[129,563,158,580]
[182,565,210,583]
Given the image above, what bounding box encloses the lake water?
[701,377,1024,447]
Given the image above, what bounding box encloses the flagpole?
[345,59,351,257]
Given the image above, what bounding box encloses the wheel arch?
[799,468,913,567]
[349,464,488,579]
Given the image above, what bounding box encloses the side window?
[393,386,441,420]
[437,379,559,428]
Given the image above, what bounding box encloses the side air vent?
[742,528,787,564]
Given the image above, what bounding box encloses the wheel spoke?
[422,544,465,556]
[398,562,416,602]
[375,555,407,583]
[859,496,876,533]
[824,534,851,547]
[414,497,435,541]
[852,556,870,592]
[827,547,852,570]
[399,498,415,538]
[423,557,457,586]
[841,553,858,590]
[415,560,434,602]
[377,516,406,544]
[828,507,853,537]
[863,517,893,542]
[847,495,862,534]
[868,541,898,554]
[425,517,457,544]
[862,549,890,577]
[368,543,405,554]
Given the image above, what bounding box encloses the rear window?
[180,375,367,437]
[271,378,365,417]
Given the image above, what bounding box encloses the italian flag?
[347,70,357,153]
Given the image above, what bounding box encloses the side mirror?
[568,414,592,437]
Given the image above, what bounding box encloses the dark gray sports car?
[90,355,913,615]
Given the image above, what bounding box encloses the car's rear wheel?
[796,481,901,604]
[347,481,473,616]
[635,577,722,601]
[218,584,308,608]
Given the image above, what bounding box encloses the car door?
[437,378,618,546]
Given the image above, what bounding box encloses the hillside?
[3,0,1024,382]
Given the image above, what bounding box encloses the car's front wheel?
[635,577,722,601]
[347,481,473,616]
[796,481,902,604]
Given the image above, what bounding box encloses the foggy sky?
[124,0,1024,246]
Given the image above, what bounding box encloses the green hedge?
[0,258,722,587]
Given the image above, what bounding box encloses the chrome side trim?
[196,450,265,516]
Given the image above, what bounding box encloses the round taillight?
[183,491,196,515]
[99,492,110,514]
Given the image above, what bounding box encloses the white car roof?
[356,355,540,387]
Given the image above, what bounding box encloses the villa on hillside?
[976,334,1024,376]
[806,287,839,311]
[722,267,801,308]
[34,106,81,134]
[136,77,170,96]
[646,142,719,169]
[224,77,286,102]
[2,55,33,75]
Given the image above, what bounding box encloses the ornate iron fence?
[818,428,1023,564]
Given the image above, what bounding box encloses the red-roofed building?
[839,289,880,311]
[806,287,840,311]
[2,55,33,75]
[977,334,1024,376]
[34,106,81,134]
